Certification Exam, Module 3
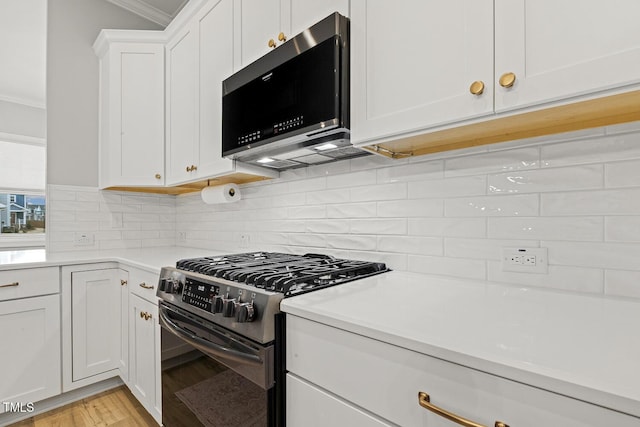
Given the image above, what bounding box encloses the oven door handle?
[159,305,263,366]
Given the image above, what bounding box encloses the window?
[0,136,46,247]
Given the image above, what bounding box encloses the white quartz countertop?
[0,246,216,273]
[281,271,640,419]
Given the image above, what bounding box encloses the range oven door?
[159,302,280,427]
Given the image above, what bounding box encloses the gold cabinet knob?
[268,39,276,48]
[499,72,516,88]
[155,173,161,179]
[469,80,485,95]
[120,279,127,286]
[278,32,287,42]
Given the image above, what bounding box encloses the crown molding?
[93,29,167,57]
[105,0,176,26]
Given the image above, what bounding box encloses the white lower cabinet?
[129,293,161,425]
[287,315,640,427]
[62,264,128,391]
[0,294,61,413]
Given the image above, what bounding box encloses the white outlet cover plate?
[502,247,548,274]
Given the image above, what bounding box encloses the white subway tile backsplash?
[605,216,640,242]
[445,238,538,261]
[605,159,640,188]
[487,262,604,294]
[376,160,443,183]
[488,217,604,241]
[46,124,640,300]
[350,182,407,202]
[445,194,538,217]
[605,270,640,298]
[326,234,377,251]
[409,218,486,238]
[544,241,640,271]
[541,133,640,167]
[350,218,407,235]
[488,165,603,194]
[408,255,486,279]
[377,199,442,218]
[408,175,486,199]
[377,236,442,256]
[542,188,640,216]
[445,147,540,178]
[306,189,350,205]
[327,170,376,189]
[327,202,377,218]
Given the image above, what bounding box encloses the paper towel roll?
[201,184,241,204]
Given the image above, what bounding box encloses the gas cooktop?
[157,252,390,343]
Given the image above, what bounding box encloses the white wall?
[46,0,162,187]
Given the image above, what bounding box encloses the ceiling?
[105,0,188,27]
[0,0,46,109]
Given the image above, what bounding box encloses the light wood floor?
[7,386,157,427]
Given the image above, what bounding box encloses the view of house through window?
[0,193,46,234]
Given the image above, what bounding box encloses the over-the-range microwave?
[222,12,370,171]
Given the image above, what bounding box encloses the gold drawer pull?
[469,80,485,95]
[418,392,509,427]
[139,311,152,320]
[120,279,128,286]
[0,282,19,288]
[278,32,287,42]
[499,72,516,88]
[268,38,276,48]
[139,282,154,290]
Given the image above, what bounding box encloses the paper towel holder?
[201,181,241,204]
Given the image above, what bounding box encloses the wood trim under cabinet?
[364,90,640,158]
[104,172,273,195]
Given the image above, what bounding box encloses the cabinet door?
[239,0,282,66]
[0,295,61,412]
[105,43,164,187]
[350,0,494,145]
[196,0,235,178]
[495,0,640,112]
[129,294,161,422]
[71,269,121,381]
[166,26,199,185]
[288,0,349,37]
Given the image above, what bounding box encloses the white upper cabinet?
[495,0,640,112]
[166,26,198,185]
[96,39,165,188]
[350,0,494,144]
[196,0,236,178]
[237,0,349,68]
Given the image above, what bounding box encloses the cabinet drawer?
[287,374,392,427]
[287,316,639,427]
[128,268,159,303]
[0,267,59,301]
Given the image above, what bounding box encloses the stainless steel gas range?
[156,252,389,427]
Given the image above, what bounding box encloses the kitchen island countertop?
[281,270,640,419]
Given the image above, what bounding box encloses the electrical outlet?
[74,232,95,247]
[502,247,547,274]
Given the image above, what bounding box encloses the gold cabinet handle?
[139,311,145,318]
[191,165,197,171]
[120,279,128,286]
[0,281,19,288]
[139,282,154,290]
[278,32,287,42]
[155,173,161,179]
[186,166,191,172]
[418,392,509,427]
[268,39,276,48]
[139,311,152,320]
[469,81,485,95]
[499,72,516,88]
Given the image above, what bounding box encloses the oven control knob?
[211,295,224,314]
[235,302,256,323]
[222,297,236,317]
[172,281,183,294]
[162,278,175,294]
